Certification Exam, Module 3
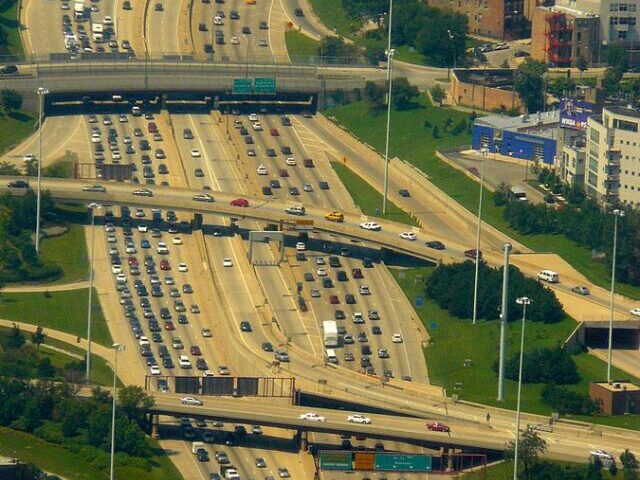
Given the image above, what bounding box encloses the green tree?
[7,323,26,349]
[430,84,445,106]
[603,67,625,96]
[0,161,21,175]
[515,59,548,113]
[586,456,604,480]
[391,77,419,110]
[0,89,23,113]
[620,450,638,480]
[31,326,46,352]
[432,125,440,138]
[118,385,155,428]
[23,158,37,177]
[363,81,386,111]
[505,427,548,473]
[606,42,629,71]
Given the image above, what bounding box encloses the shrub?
[541,384,600,415]
[496,347,579,385]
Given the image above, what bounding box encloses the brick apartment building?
[531,4,600,66]
[426,0,530,39]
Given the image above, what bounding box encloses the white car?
[252,122,263,131]
[103,15,113,25]
[190,148,201,157]
[392,333,403,343]
[139,336,150,346]
[249,113,259,122]
[257,164,268,175]
[150,365,161,375]
[193,193,214,203]
[23,153,36,163]
[112,265,122,274]
[631,308,640,317]
[178,262,188,272]
[347,414,371,424]
[231,36,239,45]
[399,231,417,241]
[213,15,223,25]
[359,285,371,295]
[137,225,148,233]
[360,222,381,231]
[296,242,306,251]
[157,242,169,254]
[172,237,183,245]
[107,235,117,243]
[201,328,212,338]
[116,273,127,283]
[303,183,313,192]
[222,258,233,267]
[218,365,230,375]
[286,157,296,166]
[316,267,327,276]
[299,412,326,422]
[181,396,203,406]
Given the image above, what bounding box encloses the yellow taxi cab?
[324,211,344,222]
[245,0,256,4]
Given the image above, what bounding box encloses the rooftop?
[592,381,640,392]
[605,106,640,120]
[539,3,598,19]
[453,69,514,89]
[475,110,561,136]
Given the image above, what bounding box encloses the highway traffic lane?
[267,0,291,63]
[281,0,331,40]
[23,0,66,55]
[146,0,183,54]
[114,0,146,56]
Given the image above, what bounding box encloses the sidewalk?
[3,280,89,293]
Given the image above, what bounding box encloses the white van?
[178,355,192,369]
[538,270,560,283]
[325,349,338,364]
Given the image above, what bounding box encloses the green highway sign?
[254,77,276,94]
[319,451,352,470]
[232,79,253,94]
[374,454,432,472]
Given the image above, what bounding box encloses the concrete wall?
[451,75,523,113]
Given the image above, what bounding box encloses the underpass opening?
[580,322,640,349]
[248,230,284,265]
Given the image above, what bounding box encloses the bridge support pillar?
[151,414,160,440]
[300,430,309,452]
[446,448,456,472]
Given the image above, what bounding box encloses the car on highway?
[392,333,403,343]
[83,184,106,192]
[132,188,153,197]
[230,198,249,207]
[278,467,290,478]
[399,189,410,197]
[181,396,203,406]
[262,342,273,352]
[240,321,252,332]
[294,7,304,16]
[359,285,371,295]
[257,164,268,175]
[329,295,339,304]
[178,263,188,273]
[222,258,233,267]
[426,240,446,250]
[172,237,183,245]
[630,308,640,317]
[325,211,344,222]
[231,36,239,44]
[427,421,450,432]
[286,157,296,166]
[399,231,417,241]
[296,242,306,251]
[359,222,381,231]
[255,457,267,468]
[303,183,313,191]
[347,414,371,424]
[571,286,590,295]
[299,412,325,422]
[193,193,214,202]
[217,365,230,375]
[464,249,482,260]
[285,206,306,216]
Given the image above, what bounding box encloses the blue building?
[472,110,560,165]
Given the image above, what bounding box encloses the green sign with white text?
[254,77,276,94]
[374,454,432,472]
[319,451,352,470]
[232,79,252,94]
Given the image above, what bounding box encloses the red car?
[352,268,363,279]
[159,259,171,270]
[128,257,138,266]
[464,249,482,260]
[427,422,450,433]
[303,158,314,168]
[190,345,202,356]
[270,128,279,136]
[148,122,158,133]
[279,169,289,178]
[329,295,339,304]
[230,198,249,207]
[164,321,175,331]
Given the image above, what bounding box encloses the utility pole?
[382,0,394,215]
[497,243,512,402]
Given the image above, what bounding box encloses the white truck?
[191,441,205,454]
[74,1,85,20]
[91,22,104,42]
[323,320,338,348]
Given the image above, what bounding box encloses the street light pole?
[472,148,487,324]
[35,87,49,253]
[513,296,531,480]
[86,202,102,382]
[382,0,394,215]
[110,343,125,480]
[607,208,624,383]
[447,29,455,79]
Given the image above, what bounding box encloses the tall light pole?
[381,0,394,215]
[447,29,455,79]
[607,208,624,383]
[472,147,487,324]
[35,87,49,253]
[110,343,125,480]
[86,202,102,382]
[513,296,531,480]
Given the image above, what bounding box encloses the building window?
[611,17,619,25]
[618,30,628,39]
[620,3,629,11]
[590,129,600,143]
[614,119,639,132]
[611,2,619,11]
[631,4,637,11]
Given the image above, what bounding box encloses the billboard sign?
[319,451,352,470]
[374,454,432,472]
[232,79,252,94]
[560,98,597,130]
[354,452,375,471]
[254,77,276,94]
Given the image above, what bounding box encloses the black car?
[269,179,281,189]
[204,44,214,53]
[196,358,208,370]
[363,257,373,268]
[197,449,209,462]
[199,23,208,31]
[319,181,329,190]
[266,149,276,157]
[334,309,345,320]
[345,294,356,304]
[371,326,382,335]
[240,321,252,332]
[399,189,410,197]
[230,10,239,19]
[216,36,225,45]
[336,271,348,281]
[244,136,254,144]
[281,146,292,154]
[7,180,28,188]
[426,240,446,250]
[259,21,268,29]
[329,256,341,268]
[294,8,304,16]
[322,278,333,288]
[262,342,273,352]
[262,186,273,196]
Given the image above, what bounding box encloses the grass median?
[325,97,640,300]
[0,428,183,480]
[40,224,89,285]
[0,111,36,155]
[391,267,640,430]
[0,289,112,347]
[285,31,320,61]
[0,0,24,58]
[308,0,359,37]
[331,161,419,227]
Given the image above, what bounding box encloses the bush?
[34,422,65,444]
[496,347,580,385]
[541,384,600,415]
[425,261,565,323]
